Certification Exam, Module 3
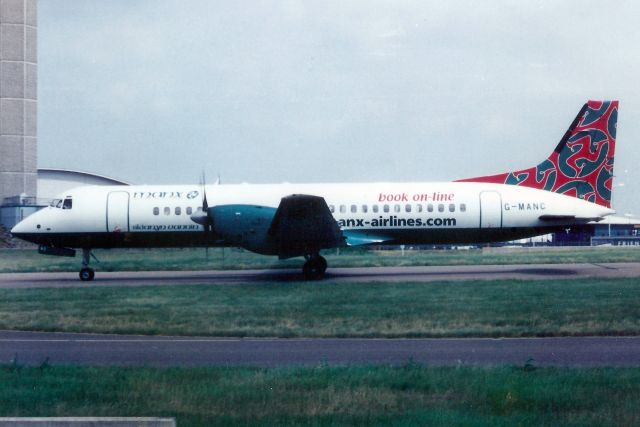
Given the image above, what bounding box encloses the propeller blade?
[203,172,211,260]
[202,171,209,211]
[190,171,213,232]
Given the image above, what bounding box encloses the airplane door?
[107,191,130,232]
[480,191,502,228]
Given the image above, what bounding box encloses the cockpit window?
[50,197,73,209]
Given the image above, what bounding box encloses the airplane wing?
[209,195,391,257]
[268,194,345,257]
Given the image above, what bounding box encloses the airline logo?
[132,191,200,199]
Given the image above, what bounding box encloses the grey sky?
[38,0,640,214]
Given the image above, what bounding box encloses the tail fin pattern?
[457,100,618,208]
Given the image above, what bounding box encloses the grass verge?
[1,278,639,337]
[1,246,639,273]
[1,364,639,426]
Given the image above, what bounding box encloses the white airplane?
[11,100,618,280]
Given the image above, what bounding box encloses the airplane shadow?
[251,266,579,283]
[1,266,581,288]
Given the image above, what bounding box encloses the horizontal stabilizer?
[539,214,604,222]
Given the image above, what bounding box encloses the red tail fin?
[457,100,618,208]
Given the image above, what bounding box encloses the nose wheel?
[302,255,327,280]
[79,267,95,281]
[79,248,96,281]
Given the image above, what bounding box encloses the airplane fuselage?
[12,181,613,252]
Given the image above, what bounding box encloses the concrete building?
[0,0,37,202]
[0,0,36,229]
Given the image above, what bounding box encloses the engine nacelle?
[210,205,277,254]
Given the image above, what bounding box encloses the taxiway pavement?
[2,331,639,367]
[1,262,640,288]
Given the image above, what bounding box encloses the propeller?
[190,171,223,262]
[202,171,209,228]
[192,172,213,261]
[190,172,214,238]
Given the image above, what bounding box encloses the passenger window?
[449,204,455,212]
[186,207,193,215]
[351,205,357,213]
[153,207,159,216]
[340,205,346,213]
[438,204,444,212]
[427,204,433,212]
[362,205,368,213]
[383,204,390,213]
[62,198,72,210]
[416,204,423,213]
[164,207,170,216]
[196,206,202,212]
[373,205,379,213]
[175,207,181,215]
[460,203,466,212]
[405,204,411,213]
[394,204,401,213]
[329,205,335,213]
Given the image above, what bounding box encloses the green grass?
[1,278,639,337]
[1,246,639,273]
[1,364,639,426]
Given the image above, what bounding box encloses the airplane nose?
[11,214,41,240]
[11,219,28,237]
[10,212,50,245]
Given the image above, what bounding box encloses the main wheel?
[79,267,95,281]
[302,256,327,280]
[316,256,327,274]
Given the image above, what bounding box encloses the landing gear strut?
[79,248,95,281]
[302,254,327,280]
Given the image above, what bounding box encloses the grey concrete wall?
[0,0,37,202]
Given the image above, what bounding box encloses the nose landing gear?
[79,248,96,281]
[302,254,327,280]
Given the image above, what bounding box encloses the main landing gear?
[302,254,327,280]
[79,248,95,281]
